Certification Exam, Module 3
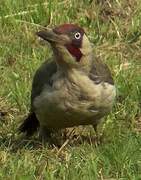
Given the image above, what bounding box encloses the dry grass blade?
[57,128,75,156]
[0,10,35,19]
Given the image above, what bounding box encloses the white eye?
[74,32,81,39]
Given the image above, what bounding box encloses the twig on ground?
[57,128,75,156]
[14,19,45,28]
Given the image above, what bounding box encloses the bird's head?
[37,24,93,70]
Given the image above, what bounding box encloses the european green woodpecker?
[19,24,116,141]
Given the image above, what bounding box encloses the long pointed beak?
[36,28,70,45]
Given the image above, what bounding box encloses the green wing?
[31,60,57,109]
[89,56,114,85]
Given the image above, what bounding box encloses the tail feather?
[19,112,39,136]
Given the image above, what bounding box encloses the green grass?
[0,0,141,179]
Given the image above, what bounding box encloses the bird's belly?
[34,94,97,128]
[34,80,116,128]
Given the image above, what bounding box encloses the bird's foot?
[39,126,64,147]
[92,124,102,146]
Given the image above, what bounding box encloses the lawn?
[0,0,141,179]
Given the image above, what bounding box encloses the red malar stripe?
[66,44,82,62]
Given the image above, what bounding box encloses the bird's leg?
[39,126,63,147]
[92,124,100,145]
[39,126,52,145]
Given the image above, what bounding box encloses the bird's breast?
[33,70,116,127]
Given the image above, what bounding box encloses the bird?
[19,24,116,142]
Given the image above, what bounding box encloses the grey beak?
[36,28,70,45]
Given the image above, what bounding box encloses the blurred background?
[0,0,141,179]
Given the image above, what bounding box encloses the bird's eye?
[74,32,81,40]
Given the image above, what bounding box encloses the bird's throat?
[65,44,82,62]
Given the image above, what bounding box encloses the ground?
[0,0,141,179]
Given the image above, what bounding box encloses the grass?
[0,0,141,179]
